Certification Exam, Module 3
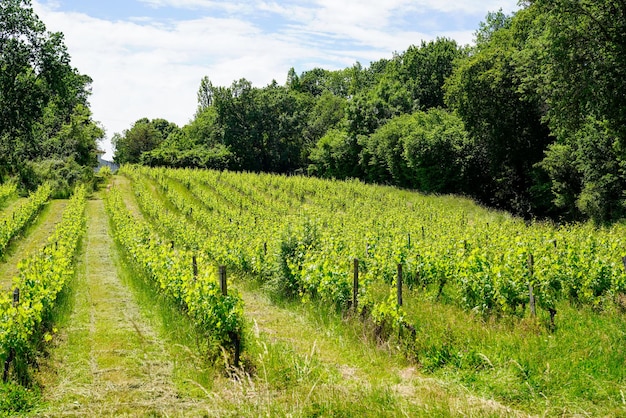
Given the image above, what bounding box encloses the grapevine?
[104,186,244,358]
[0,185,86,379]
[0,183,52,258]
[121,166,626,334]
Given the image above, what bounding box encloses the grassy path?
[238,285,526,417]
[0,195,26,214]
[37,198,210,417]
[0,200,67,291]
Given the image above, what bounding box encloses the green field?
[1,168,625,417]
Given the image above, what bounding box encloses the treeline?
[0,0,104,196]
[113,1,626,222]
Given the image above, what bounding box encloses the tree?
[208,78,313,172]
[113,118,167,164]
[0,0,94,180]
[517,0,626,221]
[308,129,363,179]
[302,91,346,148]
[402,38,464,110]
[196,76,214,113]
[445,10,553,217]
[347,38,463,138]
[43,104,104,167]
[360,109,472,193]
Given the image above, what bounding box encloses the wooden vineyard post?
[528,254,536,317]
[192,255,198,280]
[218,265,240,368]
[263,242,267,256]
[353,258,359,312]
[2,349,13,383]
[4,289,19,382]
[219,265,227,296]
[397,264,403,307]
[622,256,626,271]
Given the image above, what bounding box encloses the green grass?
[353,280,626,416]
[230,274,626,417]
[222,277,525,417]
[112,236,219,397]
[26,172,624,416]
[35,199,213,416]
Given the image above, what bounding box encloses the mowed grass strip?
[37,198,210,417]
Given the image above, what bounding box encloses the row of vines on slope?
[103,186,244,362]
[0,183,52,259]
[0,185,86,383]
[122,166,626,334]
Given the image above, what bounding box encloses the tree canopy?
[112,3,626,222]
[0,0,103,190]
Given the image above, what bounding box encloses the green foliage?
[113,118,174,165]
[121,166,626,414]
[210,79,314,172]
[128,167,626,325]
[0,382,38,416]
[141,143,232,170]
[308,129,363,179]
[104,183,245,360]
[39,104,103,168]
[20,158,95,198]
[0,0,98,182]
[0,186,86,383]
[540,117,626,221]
[360,109,471,192]
[114,3,626,222]
[0,182,52,258]
[0,181,17,208]
[444,10,553,216]
[519,1,626,141]
[346,38,463,138]
[515,1,626,221]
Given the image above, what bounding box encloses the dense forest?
[113,1,626,223]
[0,0,104,196]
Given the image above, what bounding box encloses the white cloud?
[31,0,519,159]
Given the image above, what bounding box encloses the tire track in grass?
[39,199,211,417]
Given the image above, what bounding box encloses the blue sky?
[33,0,520,158]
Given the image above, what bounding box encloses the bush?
[19,158,95,198]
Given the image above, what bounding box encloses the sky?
[31,0,521,159]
